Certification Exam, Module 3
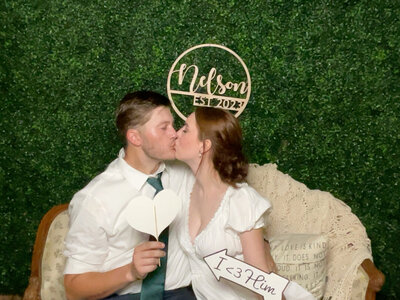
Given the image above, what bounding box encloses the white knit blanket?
[247,163,372,300]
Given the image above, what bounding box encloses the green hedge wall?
[1,0,399,298]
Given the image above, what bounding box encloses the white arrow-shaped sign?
[204,249,289,300]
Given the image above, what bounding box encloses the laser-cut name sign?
[167,44,251,120]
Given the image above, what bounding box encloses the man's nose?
[170,128,177,139]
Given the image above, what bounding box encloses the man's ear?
[126,128,142,146]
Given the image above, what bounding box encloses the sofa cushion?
[270,234,328,300]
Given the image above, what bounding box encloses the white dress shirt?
[64,148,193,295]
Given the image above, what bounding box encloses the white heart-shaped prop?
[124,189,181,240]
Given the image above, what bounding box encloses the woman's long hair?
[195,107,248,187]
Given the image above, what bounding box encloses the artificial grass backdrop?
[1,1,399,298]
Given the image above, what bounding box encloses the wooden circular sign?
[167,44,251,120]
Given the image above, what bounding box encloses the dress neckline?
[186,183,232,246]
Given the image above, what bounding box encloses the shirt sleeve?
[63,191,109,274]
[225,184,272,234]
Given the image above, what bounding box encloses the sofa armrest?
[23,276,40,300]
[23,203,69,300]
[362,259,385,300]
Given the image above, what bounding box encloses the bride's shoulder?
[229,182,271,206]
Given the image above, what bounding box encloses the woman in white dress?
[174,107,278,300]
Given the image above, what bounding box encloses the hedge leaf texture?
[1,1,399,298]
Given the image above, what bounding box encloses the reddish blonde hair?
[195,107,248,187]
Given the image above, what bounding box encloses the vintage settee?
[23,163,384,300]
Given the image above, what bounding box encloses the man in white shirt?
[63,91,196,300]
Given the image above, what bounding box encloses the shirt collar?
[117,148,167,191]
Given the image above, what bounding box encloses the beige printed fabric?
[40,210,68,300]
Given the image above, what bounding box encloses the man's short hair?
[116,91,171,139]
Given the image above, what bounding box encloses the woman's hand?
[264,239,278,273]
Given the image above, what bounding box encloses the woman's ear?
[126,128,142,146]
[202,139,212,154]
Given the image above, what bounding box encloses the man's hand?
[64,242,166,300]
[130,241,166,280]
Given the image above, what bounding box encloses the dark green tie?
[140,173,168,300]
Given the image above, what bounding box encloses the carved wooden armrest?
[362,259,385,300]
[23,276,40,300]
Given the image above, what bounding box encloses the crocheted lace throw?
[247,163,372,300]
